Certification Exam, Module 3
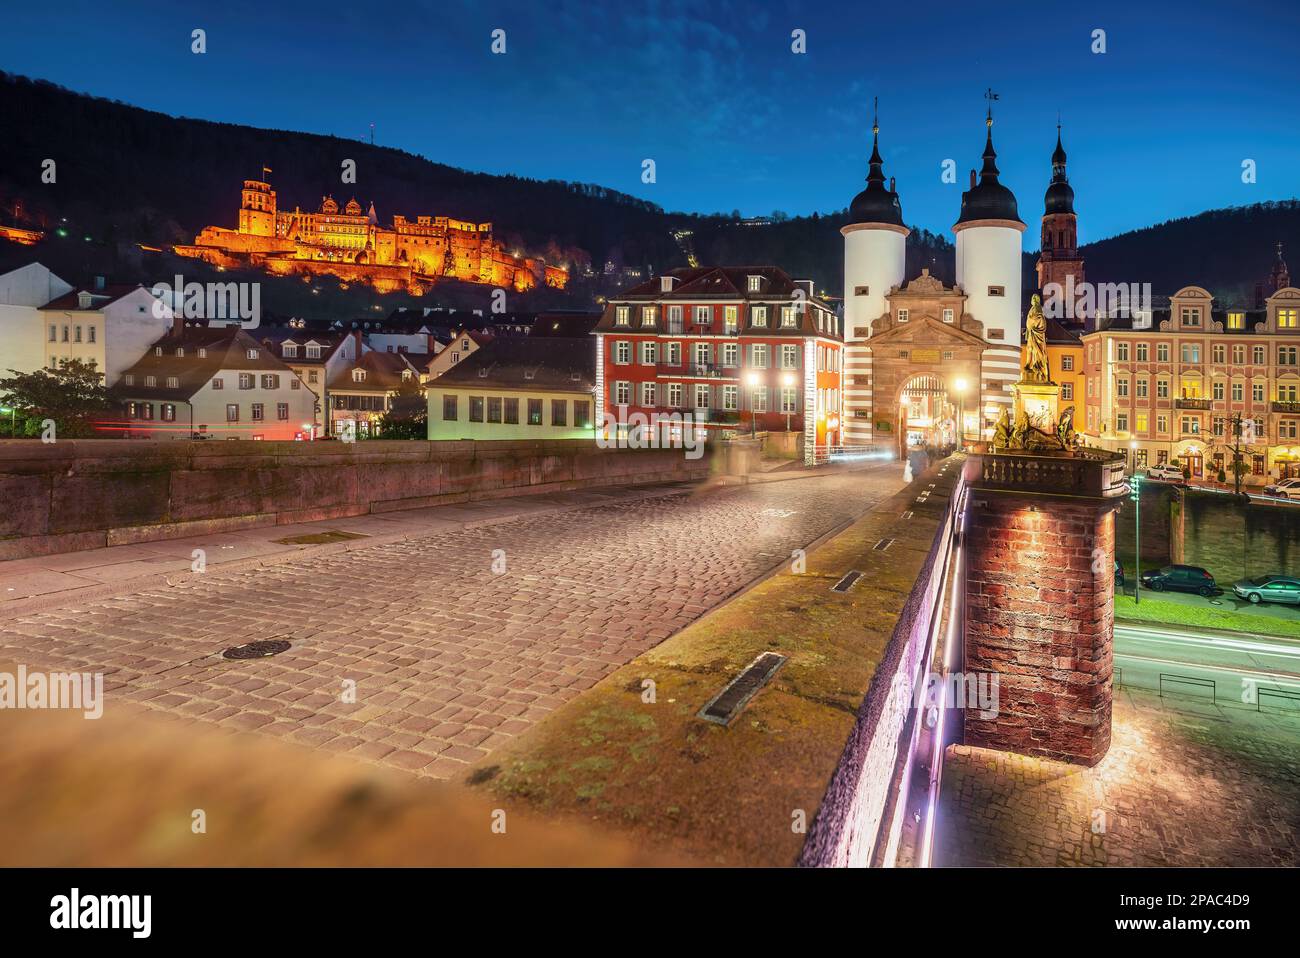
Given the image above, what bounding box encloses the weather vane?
[985,87,999,125]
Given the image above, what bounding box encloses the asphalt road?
[1114,623,1300,708]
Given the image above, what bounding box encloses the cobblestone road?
[0,470,901,779]
[937,688,1300,866]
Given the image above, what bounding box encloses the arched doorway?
[897,374,957,459]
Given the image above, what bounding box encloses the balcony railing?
[1272,400,1300,413]
[690,408,740,424]
[974,448,1129,499]
[1175,397,1211,410]
[657,362,736,378]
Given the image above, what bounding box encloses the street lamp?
[952,377,968,451]
[1130,468,1142,605]
[781,372,795,433]
[746,371,761,438]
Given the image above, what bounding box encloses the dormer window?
[154,347,162,356]
[747,275,762,292]
[198,348,207,358]
[352,369,366,382]
[752,306,768,328]
[176,347,185,357]
[615,306,630,326]
[943,308,954,324]
[898,309,909,323]
[77,291,93,309]
[1227,312,1245,330]
[246,348,259,359]
[124,374,134,386]
[641,306,656,327]
[1279,308,1298,329]
[282,344,298,357]
[305,345,321,358]
[1180,307,1201,327]
[524,369,536,380]
[660,276,675,292]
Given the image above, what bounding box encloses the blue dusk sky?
[1,0,1296,243]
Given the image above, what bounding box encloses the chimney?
[93,275,106,291]
[171,313,185,337]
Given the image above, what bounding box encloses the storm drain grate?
[873,538,895,552]
[698,652,787,725]
[222,639,291,660]
[831,570,864,593]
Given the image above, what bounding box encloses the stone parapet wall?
[0,439,709,560]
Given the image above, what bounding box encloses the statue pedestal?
[1013,381,1061,433]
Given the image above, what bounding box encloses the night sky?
[2,0,1296,243]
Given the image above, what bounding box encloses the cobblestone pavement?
[0,469,902,780]
[937,687,1300,866]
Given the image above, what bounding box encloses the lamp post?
[952,377,968,452]
[781,372,795,433]
[746,371,761,438]
[1130,466,1142,605]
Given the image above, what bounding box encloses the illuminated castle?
[175,179,568,294]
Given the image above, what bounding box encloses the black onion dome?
[1043,127,1074,214]
[1044,179,1075,215]
[955,126,1023,226]
[848,128,904,227]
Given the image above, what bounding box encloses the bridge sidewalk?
[460,457,961,866]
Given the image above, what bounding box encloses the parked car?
[1145,463,1187,484]
[1140,564,1217,596]
[1232,574,1300,605]
[1263,477,1300,499]
[1115,559,1125,589]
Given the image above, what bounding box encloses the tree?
[0,359,113,438]
[374,376,427,440]
[1214,412,1253,495]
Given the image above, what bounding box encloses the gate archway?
[897,374,957,459]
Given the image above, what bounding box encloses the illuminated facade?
[593,266,844,462]
[1081,268,1300,484]
[176,179,567,294]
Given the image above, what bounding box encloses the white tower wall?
[842,225,906,341]
[955,224,1023,344]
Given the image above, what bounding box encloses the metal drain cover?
[831,570,864,593]
[699,652,787,726]
[222,639,291,660]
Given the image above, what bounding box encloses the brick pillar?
[963,478,1119,766]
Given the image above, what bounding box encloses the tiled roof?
[42,284,148,311]
[328,349,416,392]
[435,337,595,393]
[114,326,295,400]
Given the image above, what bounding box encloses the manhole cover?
[222,639,291,660]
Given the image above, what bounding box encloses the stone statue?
[1056,405,1077,449]
[1022,293,1052,385]
[992,409,1012,448]
[1010,410,1030,449]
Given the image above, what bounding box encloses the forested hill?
[1,71,1295,305]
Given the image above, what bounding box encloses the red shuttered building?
[592,267,844,461]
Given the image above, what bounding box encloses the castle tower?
[1035,124,1086,325]
[239,179,277,237]
[841,101,908,449]
[954,101,1025,430]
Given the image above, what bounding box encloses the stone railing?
[1175,397,1212,410]
[972,447,1128,499]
